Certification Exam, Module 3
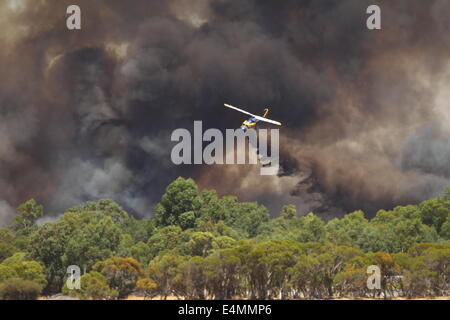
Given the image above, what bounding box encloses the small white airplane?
[224,103,282,132]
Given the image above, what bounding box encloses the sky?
[0,0,449,225]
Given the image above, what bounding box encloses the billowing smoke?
[0,0,449,225]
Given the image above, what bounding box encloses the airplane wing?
[224,103,257,118]
[254,115,282,126]
[224,103,282,126]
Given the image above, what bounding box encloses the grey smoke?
[399,125,450,198]
[0,0,449,226]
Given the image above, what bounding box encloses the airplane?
[224,103,282,132]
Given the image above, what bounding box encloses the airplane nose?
[240,126,247,132]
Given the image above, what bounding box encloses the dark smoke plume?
[0,0,449,225]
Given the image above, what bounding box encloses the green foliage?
[0,278,43,300]
[177,256,207,299]
[1,252,47,287]
[154,177,202,229]
[0,229,17,262]
[231,202,270,238]
[297,213,326,243]
[243,240,304,299]
[204,248,242,299]
[147,226,182,258]
[256,216,304,241]
[325,210,368,246]
[65,199,129,226]
[117,234,134,257]
[195,220,240,239]
[198,190,233,223]
[147,253,187,299]
[281,205,297,219]
[27,221,72,293]
[92,257,143,298]
[0,265,18,282]
[418,197,449,232]
[212,236,237,250]
[130,242,152,267]
[122,218,154,243]
[136,278,158,299]
[62,215,122,271]
[333,268,367,298]
[0,178,449,299]
[13,199,43,231]
[184,232,214,256]
[70,271,117,300]
[440,214,450,239]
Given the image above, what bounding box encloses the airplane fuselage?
[240,117,259,132]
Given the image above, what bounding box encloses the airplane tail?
[263,108,269,118]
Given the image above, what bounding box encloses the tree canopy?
[0,177,448,299]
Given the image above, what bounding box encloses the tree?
[0,229,16,262]
[440,214,450,239]
[1,252,47,287]
[195,220,240,239]
[281,205,297,219]
[231,202,270,238]
[28,221,72,293]
[367,252,401,298]
[325,210,369,247]
[311,245,364,298]
[27,200,131,294]
[357,223,396,253]
[184,232,214,257]
[122,218,154,243]
[1,176,450,300]
[136,278,158,299]
[0,265,17,282]
[363,209,439,253]
[178,256,207,299]
[290,254,320,299]
[333,268,367,298]
[69,271,117,300]
[130,242,152,267]
[65,199,129,227]
[62,216,122,271]
[394,253,432,297]
[212,236,236,250]
[256,216,304,241]
[241,240,303,299]
[154,177,202,229]
[198,190,232,224]
[418,198,449,233]
[147,226,182,258]
[117,234,134,257]
[422,248,450,296]
[204,248,242,299]
[297,213,326,243]
[147,254,187,299]
[13,199,43,231]
[92,257,143,299]
[407,243,448,256]
[0,278,43,300]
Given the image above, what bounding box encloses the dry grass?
[125,295,450,301]
[38,295,450,300]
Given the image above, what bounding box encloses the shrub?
[0,278,43,300]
